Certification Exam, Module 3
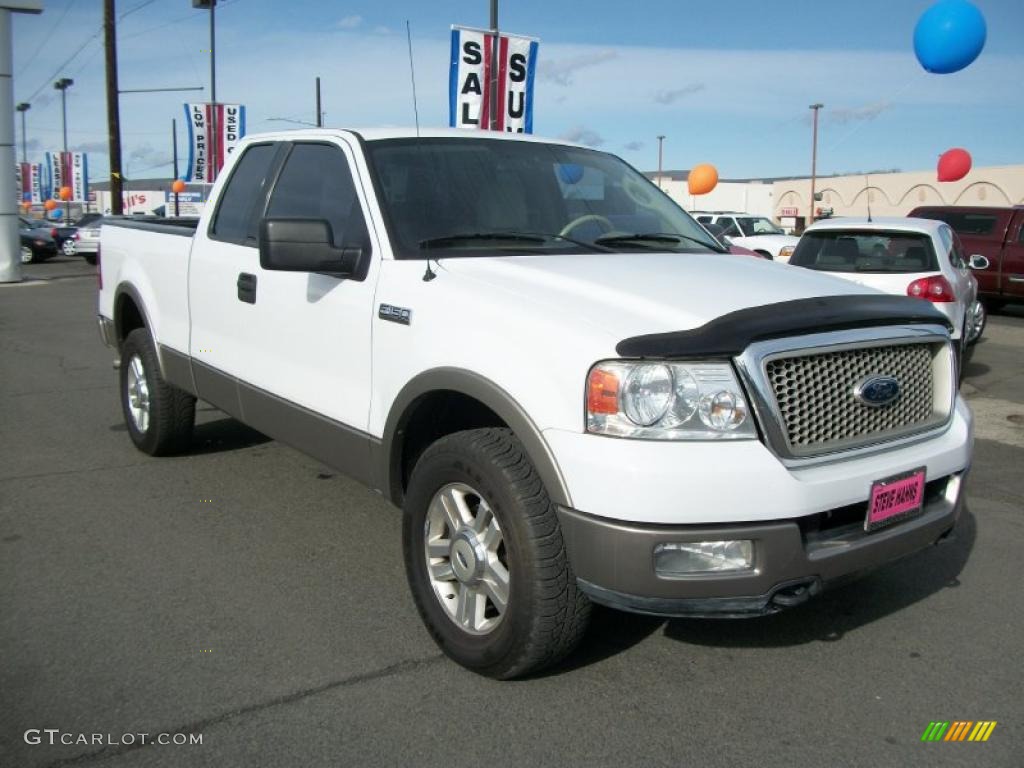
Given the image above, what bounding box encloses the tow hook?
[770,578,822,609]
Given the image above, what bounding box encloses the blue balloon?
[914,0,986,74]
[48,208,64,220]
[557,163,584,185]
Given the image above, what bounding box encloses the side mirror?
[259,218,362,276]
[968,254,989,270]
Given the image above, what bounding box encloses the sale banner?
[449,26,538,133]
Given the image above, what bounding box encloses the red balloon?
[937,148,971,182]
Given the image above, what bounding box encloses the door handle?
[237,272,257,304]
[1008,275,1024,284]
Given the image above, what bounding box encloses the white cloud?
[653,83,705,105]
[825,100,894,125]
[624,140,645,151]
[538,50,618,86]
[560,126,604,147]
[337,15,362,30]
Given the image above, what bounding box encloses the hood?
[438,252,879,341]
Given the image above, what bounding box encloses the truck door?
[188,137,381,435]
[1002,211,1024,299]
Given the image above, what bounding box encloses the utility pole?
[208,0,217,184]
[172,118,179,216]
[54,77,74,222]
[104,0,124,215]
[489,0,499,131]
[808,103,823,230]
[315,76,322,127]
[656,135,665,189]
[15,102,29,162]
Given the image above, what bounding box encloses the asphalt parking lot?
[2,256,1022,768]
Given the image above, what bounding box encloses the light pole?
[656,135,665,189]
[15,102,29,163]
[489,0,499,130]
[808,103,823,230]
[192,1,218,185]
[54,78,74,223]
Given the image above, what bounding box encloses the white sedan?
[788,217,987,345]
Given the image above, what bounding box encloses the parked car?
[909,205,1024,309]
[789,217,987,349]
[98,129,972,678]
[74,214,103,265]
[693,211,799,261]
[18,217,57,263]
[701,222,764,257]
[51,213,103,262]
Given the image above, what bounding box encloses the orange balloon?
[59,186,72,201]
[171,179,186,194]
[688,163,719,196]
[44,199,58,211]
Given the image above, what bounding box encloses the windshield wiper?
[419,232,547,249]
[419,231,613,253]
[594,232,725,252]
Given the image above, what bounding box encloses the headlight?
[586,361,756,440]
[778,245,795,260]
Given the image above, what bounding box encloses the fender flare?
[381,367,572,509]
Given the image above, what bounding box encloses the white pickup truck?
[98,128,973,679]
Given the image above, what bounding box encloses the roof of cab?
[805,216,946,236]
[239,126,587,148]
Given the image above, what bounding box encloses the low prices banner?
[449,26,538,133]
[183,103,247,183]
[41,153,88,201]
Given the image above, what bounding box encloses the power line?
[118,0,160,20]
[18,29,102,104]
[16,0,77,77]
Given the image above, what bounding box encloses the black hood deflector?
[615,295,952,359]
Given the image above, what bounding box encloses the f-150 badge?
[379,304,412,325]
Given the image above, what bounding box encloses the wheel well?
[755,250,773,259]
[115,293,145,347]
[391,390,508,503]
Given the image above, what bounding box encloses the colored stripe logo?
[921,721,997,742]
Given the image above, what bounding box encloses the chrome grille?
[764,342,944,456]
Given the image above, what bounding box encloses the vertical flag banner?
[449,26,538,133]
[184,103,247,182]
[18,162,44,203]
[44,152,62,201]
[70,152,89,202]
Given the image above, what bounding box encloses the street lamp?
[808,103,823,230]
[54,78,74,223]
[15,102,29,163]
[192,0,218,185]
[656,135,666,189]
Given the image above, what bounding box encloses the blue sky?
[11,0,1024,181]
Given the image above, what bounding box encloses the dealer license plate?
[865,468,926,532]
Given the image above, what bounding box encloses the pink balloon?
[937,148,971,182]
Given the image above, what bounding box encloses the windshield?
[735,216,783,236]
[363,138,723,258]
[790,230,939,273]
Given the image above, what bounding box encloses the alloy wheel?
[125,354,151,433]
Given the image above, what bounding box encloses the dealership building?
[648,164,1024,233]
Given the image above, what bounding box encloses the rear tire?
[120,328,195,456]
[403,428,590,679]
[83,253,97,266]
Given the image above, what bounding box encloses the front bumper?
[557,471,965,617]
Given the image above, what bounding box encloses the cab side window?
[718,218,741,237]
[950,233,968,269]
[266,143,370,251]
[210,143,279,244]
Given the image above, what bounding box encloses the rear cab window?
[916,210,999,237]
[210,143,280,244]
[790,230,939,273]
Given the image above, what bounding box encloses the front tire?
[61,238,77,256]
[403,428,590,679]
[120,328,195,455]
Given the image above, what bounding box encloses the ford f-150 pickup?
[98,129,973,678]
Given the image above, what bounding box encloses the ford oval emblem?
[854,375,901,408]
